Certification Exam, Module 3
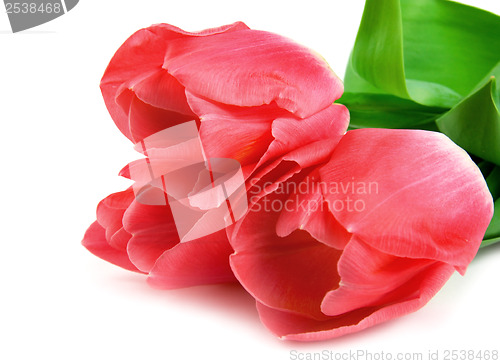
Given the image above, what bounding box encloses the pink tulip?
[83,22,347,288]
[229,129,493,341]
[99,21,345,174]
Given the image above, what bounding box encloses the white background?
[1,1,500,363]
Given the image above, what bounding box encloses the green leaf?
[338,92,445,129]
[481,198,500,248]
[477,160,496,178]
[401,0,500,105]
[348,0,409,99]
[486,166,500,201]
[405,79,462,109]
[436,78,500,165]
[481,236,500,248]
[481,167,500,247]
[345,0,500,108]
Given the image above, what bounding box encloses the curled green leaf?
[340,93,445,130]
[436,78,500,165]
[346,0,500,108]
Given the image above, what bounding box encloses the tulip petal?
[259,103,349,169]
[247,160,303,204]
[101,83,133,140]
[231,232,341,320]
[127,94,195,143]
[282,139,342,169]
[256,262,454,341]
[131,69,195,117]
[151,22,250,38]
[101,28,176,141]
[102,22,249,86]
[166,30,343,118]
[275,171,352,250]
[82,221,141,273]
[242,104,348,196]
[229,184,342,319]
[122,200,179,273]
[321,237,438,316]
[147,229,237,289]
[188,93,348,183]
[101,22,249,141]
[107,227,132,252]
[319,129,493,272]
[186,91,281,167]
[95,188,135,251]
[83,189,140,272]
